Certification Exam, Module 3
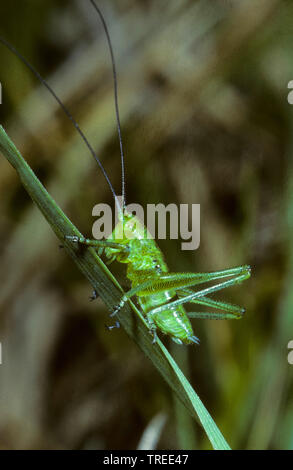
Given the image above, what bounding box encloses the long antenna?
[0,13,124,212]
[89,0,126,211]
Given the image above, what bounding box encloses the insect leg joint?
[65,235,80,243]
[111,296,128,316]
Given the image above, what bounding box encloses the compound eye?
[153,260,161,271]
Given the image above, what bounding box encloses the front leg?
[65,235,129,302]
[65,235,129,253]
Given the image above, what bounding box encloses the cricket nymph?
[66,210,250,346]
[96,210,250,345]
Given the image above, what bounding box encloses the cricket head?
[102,210,148,264]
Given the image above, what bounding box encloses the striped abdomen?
[137,290,198,345]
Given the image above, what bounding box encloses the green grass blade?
[0,125,230,450]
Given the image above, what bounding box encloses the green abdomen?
[124,237,196,344]
[137,290,194,344]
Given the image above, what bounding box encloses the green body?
[95,211,250,345]
[66,211,251,346]
[104,213,196,344]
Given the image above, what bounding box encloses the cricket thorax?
[105,212,169,276]
[126,239,168,273]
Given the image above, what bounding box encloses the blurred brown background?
[0,0,292,450]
